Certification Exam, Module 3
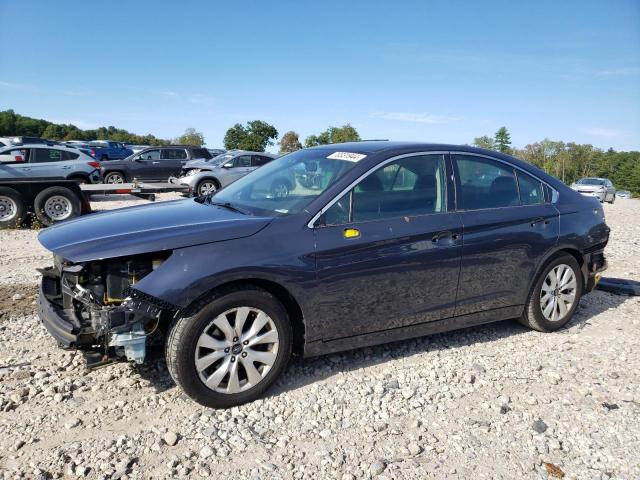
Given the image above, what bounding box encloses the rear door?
[452,153,559,316]
[29,148,67,178]
[160,148,188,179]
[312,153,462,340]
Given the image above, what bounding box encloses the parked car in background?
[616,190,632,199]
[570,177,616,203]
[37,142,610,407]
[0,144,101,184]
[101,145,212,183]
[174,151,279,195]
[207,148,226,157]
[0,136,58,146]
[124,144,150,154]
[85,141,133,161]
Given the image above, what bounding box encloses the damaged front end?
[38,253,176,368]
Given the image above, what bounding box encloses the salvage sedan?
[37,142,610,408]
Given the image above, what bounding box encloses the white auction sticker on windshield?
[327,152,367,162]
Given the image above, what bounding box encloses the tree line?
[473,127,640,195]
[2,110,638,194]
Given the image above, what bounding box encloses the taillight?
[88,161,101,169]
[90,148,96,157]
[15,155,23,162]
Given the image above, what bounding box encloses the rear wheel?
[34,186,81,226]
[166,286,292,408]
[608,194,615,204]
[104,171,126,184]
[519,254,583,332]
[0,187,25,229]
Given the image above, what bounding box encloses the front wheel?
[608,194,615,204]
[519,254,583,332]
[165,286,292,408]
[196,178,218,196]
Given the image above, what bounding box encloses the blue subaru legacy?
[37,142,609,408]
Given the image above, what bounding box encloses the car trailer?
[0,178,190,228]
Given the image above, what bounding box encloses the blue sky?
[1,0,639,151]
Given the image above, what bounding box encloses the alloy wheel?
[106,173,124,184]
[540,263,577,322]
[194,307,279,394]
[199,181,217,195]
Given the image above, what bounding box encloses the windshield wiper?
[207,199,250,215]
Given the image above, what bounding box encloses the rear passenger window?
[252,155,272,167]
[61,151,79,161]
[162,149,187,160]
[323,154,446,225]
[517,171,545,205]
[33,149,63,163]
[455,155,519,209]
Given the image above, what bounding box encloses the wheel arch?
[104,170,127,181]
[529,246,586,296]
[197,176,221,189]
[177,277,306,356]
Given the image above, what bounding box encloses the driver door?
[132,149,161,180]
[311,153,462,340]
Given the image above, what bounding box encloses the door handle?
[530,217,550,227]
[152,161,160,164]
[61,166,71,169]
[343,228,360,239]
[432,231,461,243]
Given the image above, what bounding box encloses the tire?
[519,254,583,332]
[0,187,26,229]
[608,194,615,204]
[271,179,290,199]
[196,178,219,196]
[166,286,292,408]
[104,171,126,184]
[34,186,81,226]
[69,176,89,185]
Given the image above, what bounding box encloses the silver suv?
[173,151,278,196]
[0,144,101,183]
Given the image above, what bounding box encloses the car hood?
[185,159,219,169]
[38,199,272,263]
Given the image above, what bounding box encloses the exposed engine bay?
[39,252,174,367]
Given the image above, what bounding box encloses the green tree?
[494,127,512,154]
[223,120,278,152]
[175,127,205,146]
[278,131,302,153]
[473,135,495,150]
[304,124,360,147]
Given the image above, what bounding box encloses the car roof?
[0,143,83,151]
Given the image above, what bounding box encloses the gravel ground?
[0,195,639,479]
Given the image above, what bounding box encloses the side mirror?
[222,162,233,168]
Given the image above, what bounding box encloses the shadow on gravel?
[121,290,629,399]
[266,290,629,398]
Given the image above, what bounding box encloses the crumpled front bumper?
[38,277,94,348]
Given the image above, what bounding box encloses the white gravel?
[0,195,639,479]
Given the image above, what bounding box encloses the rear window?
[190,148,212,159]
[33,148,63,163]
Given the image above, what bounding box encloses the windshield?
[577,178,605,185]
[211,149,361,215]
[207,153,234,165]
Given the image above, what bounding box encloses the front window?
[323,154,447,225]
[211,149,360,215]
[137,149,160,160]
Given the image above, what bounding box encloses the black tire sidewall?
[33,186,81,226]
[169,289,292,408]
[0,187,25,228]
[528,255,583,331]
